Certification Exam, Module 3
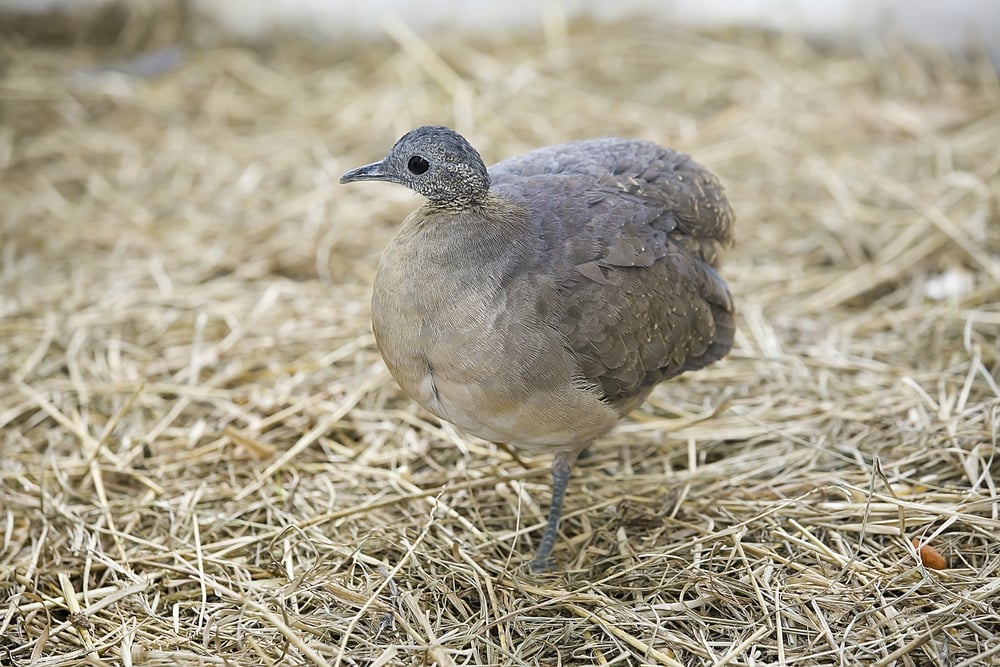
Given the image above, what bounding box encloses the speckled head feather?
[340,125,491,208]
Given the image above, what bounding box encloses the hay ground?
[2,12,999,667]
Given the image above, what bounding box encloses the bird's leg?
[530,451,578,573]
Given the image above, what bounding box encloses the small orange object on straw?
[912,538,947,570]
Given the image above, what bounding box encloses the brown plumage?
[340,126,735,571]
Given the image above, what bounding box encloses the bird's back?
[488,138,736,411]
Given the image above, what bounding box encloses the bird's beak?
[339,160,389,184]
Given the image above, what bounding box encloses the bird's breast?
[370,226,618,449]
[371,247,514,429]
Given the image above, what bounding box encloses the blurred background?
[3,0,1000,56]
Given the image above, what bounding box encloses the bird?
[340,125,735,572]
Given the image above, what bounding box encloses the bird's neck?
[404,194,533,263]
[374,193,534,328]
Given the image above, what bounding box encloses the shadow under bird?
[340,125,735,572]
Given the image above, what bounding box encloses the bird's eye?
[407,156,430,175]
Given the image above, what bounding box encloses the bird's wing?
[490,139,736,408]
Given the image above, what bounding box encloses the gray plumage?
[340,125,735,571]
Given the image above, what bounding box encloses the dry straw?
[1,4,998,665]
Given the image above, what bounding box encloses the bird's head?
[340,125,491,208]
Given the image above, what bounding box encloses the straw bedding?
[1,7,998,665]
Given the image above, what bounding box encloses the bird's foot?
[529,554,555,574]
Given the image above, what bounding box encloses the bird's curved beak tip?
[339,160,388,185]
